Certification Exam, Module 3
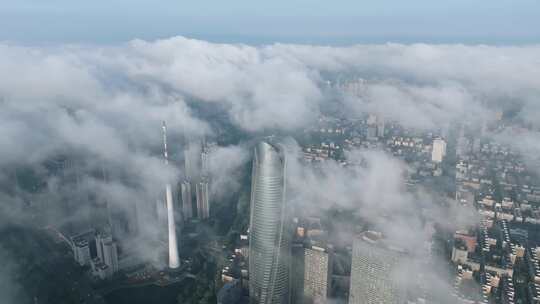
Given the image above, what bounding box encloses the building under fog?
[181,180,193,220]
[201,149,210,177]
[73,238,91,266]
[248,141,291,304]
[183,138,214,221]
[349,231,407,304]
[96,231,119,273]
[291,242,333,304]
[162,122,180,270]
[70,230,95,266]
[303,244,332,304]
[91,230,119,279]
[377,116,385,138]
[431,138,447,163]
[184,141,200,182]
[196,180,210,219]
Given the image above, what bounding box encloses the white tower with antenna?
[162,121,180,269]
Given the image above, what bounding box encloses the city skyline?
[1,2,540,303]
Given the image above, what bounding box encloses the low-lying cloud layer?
[2,38,540,148]
[1,36,540,303]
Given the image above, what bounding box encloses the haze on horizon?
[2,2,540,304]
[2,0,540,45]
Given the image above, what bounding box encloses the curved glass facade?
[249,141,290,304]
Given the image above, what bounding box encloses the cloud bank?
[1,36,540,302]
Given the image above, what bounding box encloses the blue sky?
[1,0,539,44]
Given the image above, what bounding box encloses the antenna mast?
[162,121,169,165]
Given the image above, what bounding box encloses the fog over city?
[1,36,540,303]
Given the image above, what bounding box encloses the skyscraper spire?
[249,141,290,304]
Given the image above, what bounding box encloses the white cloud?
[0,36,539,302]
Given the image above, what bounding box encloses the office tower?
[162,122,180,269]
[196,180,210,219]
[349,231,406,304]
[95,230,119,276]
[431,138,447,163]
[181,180,193,220]
[303,245,332,304]
[249,141,290,304]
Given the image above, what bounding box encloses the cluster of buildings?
[304,112,450,183]
[290,217,333,304]
[70,228,119,280]
[228,104,540,303]
[66,123,217,279]
[218,142,337,304]
[160,124,216,270]
[218,140,431,304]
[449,125,540,303]
[179,138,213,222]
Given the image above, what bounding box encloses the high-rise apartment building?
[249,141,290,304]
[181,180,193,220]
[303,245,332,304]
[73,238,91,266]
[291,242,333,304]
[349,231,406,304]
[95,230,119,277]
[196,180,210,219]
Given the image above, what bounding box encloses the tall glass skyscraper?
[249,141,290,304]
